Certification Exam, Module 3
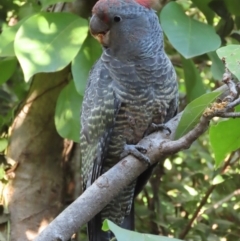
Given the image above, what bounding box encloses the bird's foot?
[120,144,150,166]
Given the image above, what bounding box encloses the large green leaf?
[210,118,240,167]
[72,33,102,95]
[160,2,221,58]
[14,13,88,82]
[216,45,240,81]
[175,91,222,139]
[181,57,205,102]
[0,57,17,85]
[103,220,184,241]
[55,81,82,142]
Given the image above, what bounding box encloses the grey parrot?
[80,0,178,240]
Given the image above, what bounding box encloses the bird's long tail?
[121,202,134,230]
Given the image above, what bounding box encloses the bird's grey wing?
[80,59,120,191]
[134,54,178,196]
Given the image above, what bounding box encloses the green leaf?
[55,81,82,142]
[216,45,240,81]
[210,118,240,166]
[102,220,109,231]
[224,0,240,16]
[181,57,205,102]
[0,138,8,152]
[14,13,88,82]
[0,164,5,180]
[0,57,17,85]
[72,33,102,95]
[212,175,225,185]
[175,91,222,139]
[40,0,74,9]
[183,185,198,196]
[104,220,184,241]
[18,2,41,19]
[160,2,221,58]
[208,51,225,81]
[0,21,25,57]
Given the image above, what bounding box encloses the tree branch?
[34,83,238,241]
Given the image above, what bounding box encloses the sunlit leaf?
[212,175,225,185]
[210,118,240,166]
[0,138,8,152]
[72,33,102,95]
[184,185,198,196]
[0,57,17,85]
[103,220,184,241]
[181,57,205,102]
[175,91,222,139]
[0,164,5,179]
[217,45,240,81]
[14,13,88,82]
[160,2,221,58]
[55,81,82,142]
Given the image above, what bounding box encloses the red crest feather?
[134,0,151,8]
[92,0,159,13]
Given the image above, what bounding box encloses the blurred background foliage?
[0,0,240,240]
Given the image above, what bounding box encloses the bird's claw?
[145,123,171,136]
[135,145,147,154]
[120,144,150,166]
[151,123,171,134]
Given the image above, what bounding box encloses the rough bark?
[6,67,70,241]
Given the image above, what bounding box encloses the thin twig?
[222,70,238,102]
[227,97,240,109]
[216,112,240,117]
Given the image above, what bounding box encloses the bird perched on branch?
[80,0,178,240]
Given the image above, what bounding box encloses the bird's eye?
[113,16,122,22]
